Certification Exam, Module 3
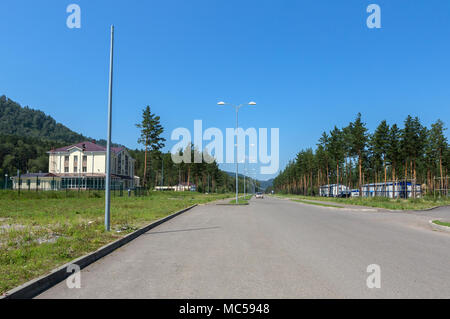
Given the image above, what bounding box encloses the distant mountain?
[259,179,274,190]
[224,171,248,179]
[224,171,273,190]
[0,96,123,148]
[0,95,89,144]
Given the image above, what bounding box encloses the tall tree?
[387,124,401,186]
[428,119,448,193]
[318,132,330,186]
[328,126,344,188]
[349,113,368,196]
[136,106,166,186]
[401,116,426,186]
[371,120,390,190]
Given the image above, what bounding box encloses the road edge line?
[1,204,198,300]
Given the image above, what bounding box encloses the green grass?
[272,193,450,211]
[433,220,450,228]
[293,199,343,209]
[228,194,253,205]
[0,191,232,294]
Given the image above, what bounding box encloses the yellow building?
[13,141,137,190]
[47,141,136,189]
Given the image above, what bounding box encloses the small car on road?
[255,192,264,199]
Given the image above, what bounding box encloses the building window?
[64,155,69,171]
[74,155,78,172]
[82,155,87,173]
[118,153,122,174]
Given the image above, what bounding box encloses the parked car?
[256,192,264,199]
[337,190,352,198]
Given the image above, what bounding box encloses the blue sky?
[1,1,449,180]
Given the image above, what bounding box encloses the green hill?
[0,96,99,177]
[0,95,88,144]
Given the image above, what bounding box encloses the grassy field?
[272,193,450,210]
[0,190,232,295]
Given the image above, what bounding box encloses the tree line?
[0,97,258,193]
[0,134,65,179]
[134,105,258,193]
[273,113,449,196]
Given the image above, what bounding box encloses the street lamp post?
[218,101,256,204]
[4,174,8,190]
[105,25,115,231]
[243,164,246,200]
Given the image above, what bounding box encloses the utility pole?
[105,25,114,231]
[217,101,256,204]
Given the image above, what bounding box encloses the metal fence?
[434,176,449,197]
[2,175,149,198]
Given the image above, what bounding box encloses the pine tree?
[136,106,166,187]
[428,119,448,194]
[349,113,368,196]
[387,124,401,191]
[371,120,390,192]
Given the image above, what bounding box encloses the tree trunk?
[358,153,362,197]
[326,164,329,186]
[143,145,148,186]
[439,152,443,195]
[187,166,191,188]
[336,163,340,197]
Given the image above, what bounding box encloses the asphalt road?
[37,197,450,299]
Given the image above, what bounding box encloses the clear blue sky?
[1,1,449,180]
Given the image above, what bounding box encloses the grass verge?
[0,191,231,294]
[228,194,253,205]
[293,199,343,209]
[432,220,450,228]
[272,193,450,211]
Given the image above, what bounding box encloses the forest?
[273,113,449,196]
[0,96,257,193]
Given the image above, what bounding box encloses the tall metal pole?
[244,167,246,199]
[235,106,239,204]
[105,25,114,231]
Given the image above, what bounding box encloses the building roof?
[49,141,125,154]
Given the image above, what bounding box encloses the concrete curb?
[1,204,198,300]
[284,197,378,212]
[429,220,450,234]
[272,195,450,213]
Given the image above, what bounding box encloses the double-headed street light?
[217,101,256,204]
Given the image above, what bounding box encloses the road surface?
[37,197,450,298]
